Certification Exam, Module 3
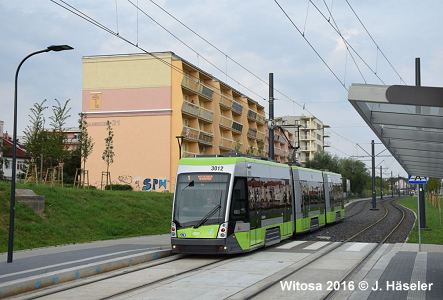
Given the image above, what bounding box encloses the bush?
[105,184,133,191]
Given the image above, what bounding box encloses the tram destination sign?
[408,176,429,184]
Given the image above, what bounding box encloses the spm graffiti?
[143,178,167,191]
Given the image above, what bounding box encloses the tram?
[171,156,344,254]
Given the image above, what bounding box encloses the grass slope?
[399,196,443,245]
[0,182,172,252]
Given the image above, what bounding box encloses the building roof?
[1,136,29,159]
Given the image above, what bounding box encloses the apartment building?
[82,52,293,191]
[277,115,327,164]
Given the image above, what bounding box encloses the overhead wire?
[145,0,308,112]
[273,0,348,91]
[145,0,370,154]
[344,0,407,84]
[308,0,384,84]
[320,0,366,83]
[127,0,267,104]
[51,0,376,160]
[49,0,270,117]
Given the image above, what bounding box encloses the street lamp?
[7,45,73,263]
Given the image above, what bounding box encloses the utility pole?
[268,73,274,160]
[322,125,330,151]
[391,171,394,198]
[371,140,377,210]
[416,57,426,229]
[380,165,383,200]
[398,174,401,197]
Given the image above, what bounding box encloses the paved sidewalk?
[0,234,171,284]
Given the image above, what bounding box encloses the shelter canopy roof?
[348,84,443,179]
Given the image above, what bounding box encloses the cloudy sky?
[1,0,442,177]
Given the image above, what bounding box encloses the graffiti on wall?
[143,178,167,191]
[117,175,168,191]
[117,175,132,184]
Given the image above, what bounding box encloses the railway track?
[226,197,407,299]
[322,198,406,300]
[17,255,227,300]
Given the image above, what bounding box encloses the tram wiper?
[193,204,221,229]
[182,180,194,191]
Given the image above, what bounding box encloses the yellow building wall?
[83,54,172,90]
[169,59,185,192]
[85,114,172,191]
[83,53,174,191]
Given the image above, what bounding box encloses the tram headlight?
[217,222,228,238]
[171,222,177,237]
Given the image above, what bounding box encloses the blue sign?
[408,176,429,184]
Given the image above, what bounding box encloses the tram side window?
[248,178,290,210]
[300,181,310,217]
[333,183,344,209]
[230,177,248,221]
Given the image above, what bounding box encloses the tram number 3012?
[210,165,224,171]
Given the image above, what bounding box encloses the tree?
[305,151,371,196]
[47,99,71,164]
[427,178,441,193]
[339,158,371,195]
[23,100,48,169]
[305,151,340,173]
[78,113,94,174]
[102,120,115,186]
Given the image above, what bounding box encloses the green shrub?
[105,184,133,191]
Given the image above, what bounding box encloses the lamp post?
[175,135,184,159]
[7,45,73,263]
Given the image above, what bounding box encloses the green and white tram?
[171,156,344,254]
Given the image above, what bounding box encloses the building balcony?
[200,85,214,101]
[219,116,233,130]
[181,101,200,118]
[220,138,234,150]
[181,126,199,142]
[247,109,257,122]
[300,147,316,152]
[256,114,266,125]
[220,95,233,110]
[181,75,200,92]
[274,134,286,144]
[231,101,243,115]
[198,106,213,123]
[181,75,214,101]
[198,131,213,146]
[232,121,243,134]
[256,131,266,142]
[247,128,257,139]
[182,151,198,158]
[182,101,214,123]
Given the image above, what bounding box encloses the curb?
[0,249,171,299]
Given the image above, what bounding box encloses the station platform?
[344,243,443,300]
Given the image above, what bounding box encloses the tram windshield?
[174,173,230,228]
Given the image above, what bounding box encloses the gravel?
[300,197,415,243]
